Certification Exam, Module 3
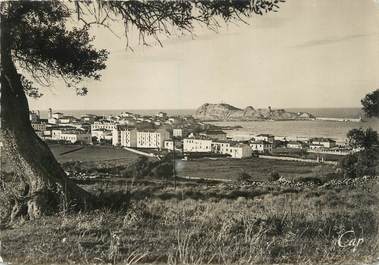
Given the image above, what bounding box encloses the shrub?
[268,171,280,181]
[340,150,377,178]
[236,171,253,183]
[150,162,173,179]
[123,156,151,178]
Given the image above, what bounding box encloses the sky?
[29,0,379,110]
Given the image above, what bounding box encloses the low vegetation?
[1,176,378,265]
[1,144,379,264]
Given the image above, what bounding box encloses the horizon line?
[30,106,363,111]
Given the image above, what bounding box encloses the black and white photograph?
[1,0,379,264]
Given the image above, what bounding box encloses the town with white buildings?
[29,108,355,160]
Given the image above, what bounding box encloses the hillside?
[193,103,315,121]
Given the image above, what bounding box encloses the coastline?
[34,107,364,119]
[207,118,379,143]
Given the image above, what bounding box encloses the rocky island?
[193,103,315,121]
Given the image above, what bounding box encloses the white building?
[112,127,169,149]
[136,129,170,149]
[81,114,98,123]
[212,141,252,158]
[250,140,273,153]
[51,129,91,144]
[52,112,64,119]
[274,136,288,141]
[253,134,275,143]
[164,140,174,150]
[91,121,118,131]
[156,112,168,119]
[48,118,59,124]
[120,112,134,118]
[287,141,306,149]
[112,127,138,147]
[211,141,231,154]
[173,128,184,138]
[92,129,113,142]
[31,121,47,132]
[59,116,78,124]
[29,111,40,122]
[183,137,212,153]
[310,138,336,149]
[227,144,252,158]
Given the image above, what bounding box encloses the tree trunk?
[1,14,94,220]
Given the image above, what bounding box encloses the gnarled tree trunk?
[1,17,94,220]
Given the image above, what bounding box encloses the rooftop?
[185,136,212,141]
[250,140,272,145]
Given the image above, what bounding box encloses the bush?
[340,150,377,178]
[150,162,173,179]
[268,171,280,181]
[236,171,254,183]
[123,156,151,178]
[122,156,174,179]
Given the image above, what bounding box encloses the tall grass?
[1,178,378,265]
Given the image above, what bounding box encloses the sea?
[36,108,379,143]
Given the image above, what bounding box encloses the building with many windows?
[211,141,231,154]
[183,137,212,153]
[309,138,336,149]
[250,140,273,153]
[253,134,275,143]
[136,129,170,149]
[91,129,113,142]
[112,127,170,149]
[212,141,252,158]
[112,126,137,147]
[51,129,92,144]
[31,121,47,132]
[91,120,118,131]
[174,128,190,138]
[227,144,252,158]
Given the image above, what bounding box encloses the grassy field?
[271,148,345,162]
[49,144,141,163]
[176,157,333,181]
[1,177,378,265]
[49,144,331,181]
[49,144,142,168]
[1,144,378,265]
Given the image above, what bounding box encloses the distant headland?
[193,103,315,121]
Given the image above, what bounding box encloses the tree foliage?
[2,1,108,95]
[124,155,173,179]
[0,0,283,218]
[347,128,379,150]
[341,128,378,178]
[361,89,379,118]
[340,149,377,178]
[1,0,283,96]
